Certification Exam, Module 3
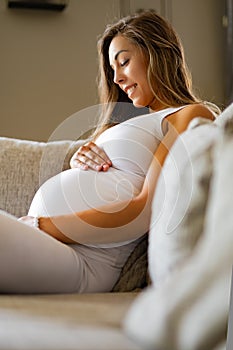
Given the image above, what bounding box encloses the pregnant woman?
[0,10,217,293]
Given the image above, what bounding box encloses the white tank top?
[28,106,186,246]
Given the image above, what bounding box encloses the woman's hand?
[18,216,40,229]
[70,141,112,171]
[18,216,76,243]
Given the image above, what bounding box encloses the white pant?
[0,210,138,294]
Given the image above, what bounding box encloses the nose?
[113,68,125,85]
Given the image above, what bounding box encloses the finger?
[79,155,104,171]
[71,156,103,171]
[70,158,88,170]
[70,142,112,170]
[76,146,109,168]
[70,144,92,168]
[102,163,110,172]
[84,150,109,167]
[86,142,112,166]
[72,156,110,171]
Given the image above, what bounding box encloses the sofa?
[0,102,233,350]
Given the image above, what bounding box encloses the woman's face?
[108,35,157,110]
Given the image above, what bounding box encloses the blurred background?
[0,0,229,141]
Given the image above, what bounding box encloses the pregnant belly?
[28,168,144,217]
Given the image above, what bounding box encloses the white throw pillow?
[149,120,218,287]
[124,102,233,350]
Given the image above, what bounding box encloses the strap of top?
[153,105,188,136]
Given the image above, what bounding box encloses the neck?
[149,99,168,113]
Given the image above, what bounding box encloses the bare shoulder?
[166,103,215,134]
[177,103,215,120]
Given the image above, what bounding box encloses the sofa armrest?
[0,137,85,217]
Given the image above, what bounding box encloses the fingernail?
[102,164,109,171]
[95,165,102,171]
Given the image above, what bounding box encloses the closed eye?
[120,59,129,67]
[110,58,129,72]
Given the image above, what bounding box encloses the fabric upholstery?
[124,102,233,350]
[0,137,84,217]
[149,118,218,287]
[112,234,149,292]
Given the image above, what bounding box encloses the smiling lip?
[124,84,137,96]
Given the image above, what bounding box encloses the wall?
[0,0,119,141]
[0,0,226,141]
[172,0,225,108]
[122,0,225,107]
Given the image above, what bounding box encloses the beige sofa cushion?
[0,137,83,217]
[0,292,140,350]
[112,234,148,292]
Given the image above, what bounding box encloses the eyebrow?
[114,49,129,61]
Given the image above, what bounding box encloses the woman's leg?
[0,210,85,294]
[0,210,139,294]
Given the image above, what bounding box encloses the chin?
[132,100,146,108]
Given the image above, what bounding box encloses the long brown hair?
[93,10,217,138]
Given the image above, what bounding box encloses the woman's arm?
[23,104,215,244]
